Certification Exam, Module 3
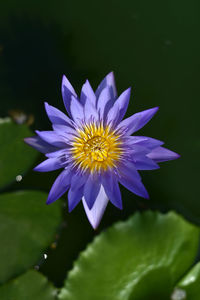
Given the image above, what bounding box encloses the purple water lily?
[25,72,179,228]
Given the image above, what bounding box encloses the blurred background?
[0,0,199,288]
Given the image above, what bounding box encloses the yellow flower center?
[71,122,122,173]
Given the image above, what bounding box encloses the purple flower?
[25,72,180,228]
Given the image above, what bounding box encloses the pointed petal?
[126,136,164,149]
[24,136,58,154]
[46,168,71,204]
[44,102,72,126]
[68,185,84,212]
[70,95,84,123]
[129,144,149,156]
[82,185,108,229]
[84,97,99,123]
[62,75,77,116]
[80,81,98,122]
[102,172,122,209]
[34,157,64,172]
[147,146,180,162]
[117,107,159,135]
[132,155,160,170]
[106,102,120,127]
[118,161,149,199]
[107,88,131,125]
[36,130,67,148]
[96,71,117,100]
[45,148,67,158]
[52,124,77,136]
[70,171,88,191]
[80,80,96,106]
[119,174,149,199]
[119,160,141,181]
[116,88,131,122]
[83,175,101,209]
[97,87,113,119]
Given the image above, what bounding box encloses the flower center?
[71,123,122,173]
[84,136,109,162]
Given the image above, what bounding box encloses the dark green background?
[0,0,199,287]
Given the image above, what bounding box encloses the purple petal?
[96,72,117,100]
[118,160,141,181]
[70,171,88,191]
[131,155,160,170]
[24,136,58,154]
[117,107,159,135]
[44,102,72,126]
[118,161,149,199]
[70,95,84,123]
[119,175,149,199]
[61,75,77,116]
[128,144,150,156]
[102,172,122,209]
[68,185,84,212]
[107,88,131,125]
[46,168,71,204]
[82,185,109,229]
[147,146,180,162]
[45,149,68,158]
[84,97,99,123]
[126,136,164,149]
[36,130,67,148]
[106,102,120,127]
[34,157,64,172]
[97,87,113,120]
[83,175,101,209]
[52,124,77,136]
[80,80,96,106]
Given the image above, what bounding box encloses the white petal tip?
[82,185,109,229]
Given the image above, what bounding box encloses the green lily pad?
[0,270,57,300]
[0,190,61,284]
[0,118,37,190]
[59,211,199,300]
[172,262,200,300]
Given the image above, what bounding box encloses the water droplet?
[16,175,22,182]
[171,288,186,300]
[43,253,48,259]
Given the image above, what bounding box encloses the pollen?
[71,122,123,173]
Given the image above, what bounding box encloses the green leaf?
[0,118,37,189]
[59,211,199,300]
[0,270,57,300]
[172,262,200,300]
[0,190,61,284]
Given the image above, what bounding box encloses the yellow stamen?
[71,122,122,173]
